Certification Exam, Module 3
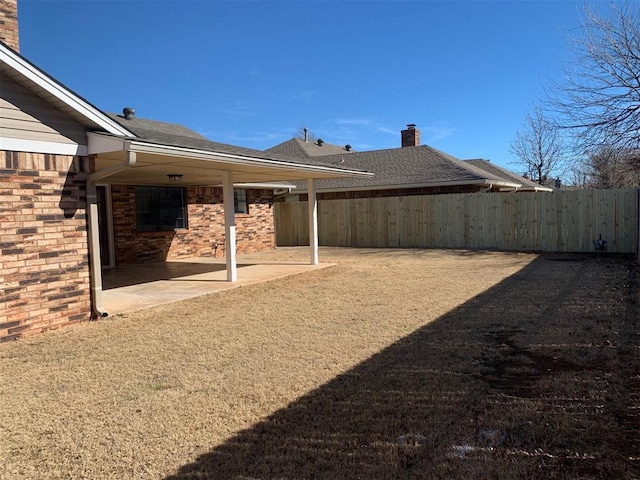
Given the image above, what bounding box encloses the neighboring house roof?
[266,137,353,158]
[464,159,554,192]
[542,176,567,190]
[270,142,523,193]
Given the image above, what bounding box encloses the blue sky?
[18,1,611,173]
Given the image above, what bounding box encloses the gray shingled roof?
[106,113,287,160]
[272,143,520,192]
[266,137,353,158]
[464,159,553,191]
[105,113,362,170]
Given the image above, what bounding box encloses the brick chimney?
[0,0,19,52]
[401,123,420,147]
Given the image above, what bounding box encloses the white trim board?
[0,137,88,156]
[0,44,134,137]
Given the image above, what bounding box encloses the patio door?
[96,185,115,268]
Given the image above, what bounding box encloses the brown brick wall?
[0,0,19,52]
[110,186,275,265]
[0,151,92,342]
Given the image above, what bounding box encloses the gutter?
[87,132,372,179]
[289,179,521,195]
[232,183,295,189]
[86,151,137,319]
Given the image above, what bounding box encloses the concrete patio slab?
[101,257,334,315]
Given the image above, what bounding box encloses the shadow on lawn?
[166,254,639,480]
[102,262,255,289]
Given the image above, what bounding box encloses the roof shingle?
[464,159,553,191]
[266,138,353,158]
[268,143,520,191]
[105,114,367,172]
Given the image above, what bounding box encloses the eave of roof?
[0,41,134,137]
[464,159,554,192]
[288,178,520,195]
[105,114,371,170]
[88,132,373,185]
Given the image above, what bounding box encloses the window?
[135,186,187,232]
[234,189,248,214]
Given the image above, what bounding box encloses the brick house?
[0,0,369,341]
[266,124,552,201]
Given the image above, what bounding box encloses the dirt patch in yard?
[0,248,638,479]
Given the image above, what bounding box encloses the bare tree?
[567,164,591,188]
[550,2,640,152]
[581,146,640,187]
[509,106,568,184]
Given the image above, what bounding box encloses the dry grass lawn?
[0,247,638,479]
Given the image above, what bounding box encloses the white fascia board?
[87,132,130,154]
[127,140,373,177]
[292,179,521,194]
[0,137,87,156]
[233,183,296,189]
[88,133,373,177]
[0,45,134,137]
[521,187,554,192]
[473,179,521,188]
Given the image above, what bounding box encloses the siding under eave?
[0,72,86,147]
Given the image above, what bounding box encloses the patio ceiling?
[88,133,372,186]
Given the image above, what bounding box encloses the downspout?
[87,151,137,318]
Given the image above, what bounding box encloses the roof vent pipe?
[304,128,309,143]
[123,107,135,120]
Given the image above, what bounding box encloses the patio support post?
[86,180,108,318]
[308,178,319,265]
[223,170,237,282]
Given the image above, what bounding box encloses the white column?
[223,170,237,282]
[308,178,319,265]
[86,181,108,317]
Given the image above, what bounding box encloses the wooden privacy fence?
[274,188,639,253]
